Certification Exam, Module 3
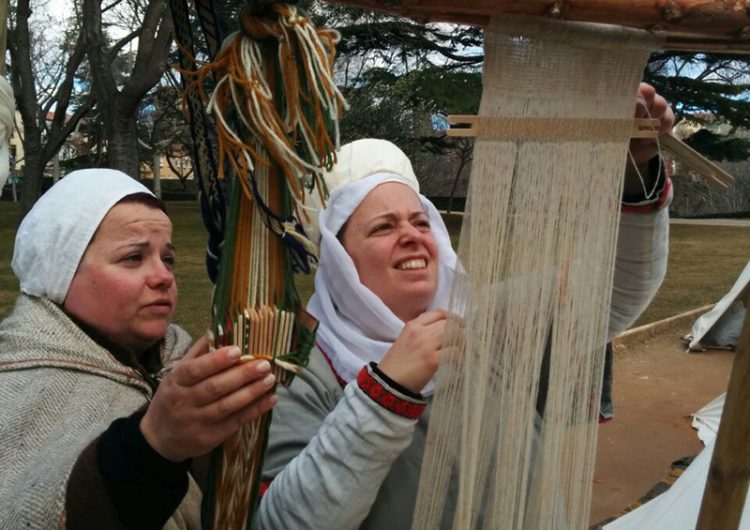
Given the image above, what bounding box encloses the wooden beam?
[328,0,750,52]
[445,115,660,140]
[445,116,736,189]
[659,133,735,189]
[695,290,750,530]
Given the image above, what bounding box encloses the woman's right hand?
[377,309,448,394]
[140,336,278,462]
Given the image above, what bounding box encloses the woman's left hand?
[629,82,674,169]
[140,336,277,462]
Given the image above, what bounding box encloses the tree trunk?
[83,0,173,181]
[52,152,60,183]
[0,0,7,76]
[8,0,89,221]
[106,114,140,178]
[19,156,46,221]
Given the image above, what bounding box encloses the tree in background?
[139,82,195,196]
[82,0,173,178]
[7,0,91,218]
[11,0,749,217]
[646,51,750,161]
[310,2,482,201]
[645,52,750,215]
[8,0,175,218]
[397,66,480,210]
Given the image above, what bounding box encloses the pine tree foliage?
[305,2,482,198]
[309,3,482,69]
[645,52,750,162]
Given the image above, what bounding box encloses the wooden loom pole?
[327,0,750,52]
[695,290,750,530]
[326,0,750,34]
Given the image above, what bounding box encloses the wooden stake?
[659,132,735,189]
[695,290,750,530]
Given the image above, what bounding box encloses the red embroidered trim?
[621,177,672,213]
[356,367,426,420]
[259,481,272,497]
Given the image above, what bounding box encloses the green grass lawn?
[1,201,747,340]
[636,223,750,326]
[0,205,19,316]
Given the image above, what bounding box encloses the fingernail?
[228,347,242,359]
[269,395,279,405]
[257,360,271,373]
[263,374,276,387]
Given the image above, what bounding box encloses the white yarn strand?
[627,101,664,201]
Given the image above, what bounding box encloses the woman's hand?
[377,309,448,394]
[140,336,277,462]
[629,82,675,169]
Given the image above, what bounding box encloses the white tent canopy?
[691,393,724,446]
[685,260,749,351]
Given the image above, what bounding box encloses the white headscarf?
[307,145,457,395]
[12,169,154,304]
[300,138,421,247]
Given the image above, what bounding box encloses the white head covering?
[12,169,154,304]
[307,140,457,394]
[300,138,420,247]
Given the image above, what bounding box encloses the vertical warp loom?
[412,16,662,530]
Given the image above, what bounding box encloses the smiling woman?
[304,140,457,395]
[341,182,440,324]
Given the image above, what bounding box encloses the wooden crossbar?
[446,115,661,140]
[446,115,736,189]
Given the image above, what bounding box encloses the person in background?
[0,169,277,529]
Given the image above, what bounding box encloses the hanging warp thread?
[181,3,348,529]
[412,17,662,530]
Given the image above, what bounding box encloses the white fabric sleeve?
[608,199,670,339]
[256,381,417,530]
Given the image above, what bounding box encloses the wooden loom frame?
[324,2,750,529]
[328,0,750,54]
